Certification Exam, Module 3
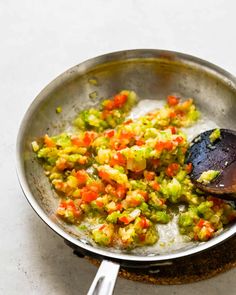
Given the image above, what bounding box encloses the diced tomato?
[119,216,133,225]
[176,110,185,117]
[83,131,97,146]
[57,199,81,218]
[98,170,111,182]
[119,130,135,140]
[185,163,193,174]
[136,139,145,146]
[138,190,149,201]
[197,219,205,228]
[175,136,184,144]
[169,126,177,134]
[204,228,214,239]
[44,134,55,147]
[58,200,76,211]
[75,170,88,184]
[155,141,165,151]
[197,219,214,230]
[80,181,104,203]
[117,144,127,150]
[164,141,173,150]
[151,181,160,191]
[194,219,215,241]
[95,200,104,208]
[144,171,156,181]
[167,95,179,106]
[113,94,127,108]
[166,163,179,177]
[71,136,84,147]
[56,158,68,171]
[88,182,104,193]
[58,201,67,209]
[116,203,123,211]
[67,200,75,208]
[155,140,173,152]
[99,224,106,231]
[101,110,112,119]
[103,100,115,111]
[110,138,127,151]
[115,185,127,199]
[139,217,149,229]
[123,119,133,125]
[105,129,115,138]
[127,196,142,207]
[110,152,126,167]
[169,111,177,118]
[103,94,127,110]
[81,190,98,203]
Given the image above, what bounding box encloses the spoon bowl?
[187,129,236,195]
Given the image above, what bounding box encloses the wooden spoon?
[186,129,236,196]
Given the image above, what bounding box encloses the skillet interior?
[17,49,236,261]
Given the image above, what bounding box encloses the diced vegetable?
[209,128,221,143]
[197,170,220,184]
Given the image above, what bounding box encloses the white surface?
[1,0,236,294]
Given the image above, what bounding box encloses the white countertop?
[1,1,236,294]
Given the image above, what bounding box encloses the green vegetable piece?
[197,170,220,184]
[167,178,182,202]
[78,225,88,231]
[56,106,62,113]
[106,212,120,223]
[178,213,194,227]
[209,128,221,143]
[92,224,114,246]
[142,227,159,245]
[32,141,39,152]
[52,133,71,148]
[151,211,170,223]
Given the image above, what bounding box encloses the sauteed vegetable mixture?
[32,91,236,249]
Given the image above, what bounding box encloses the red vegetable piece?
[81,190,98,203]
[166,163,179,177]
[167,95,179,106]
[83,131,97,146]
[144,171,156,181]
[44,134,55,147]
[113,94,127,108]
[105,129,115,138]
[75,170,88,184]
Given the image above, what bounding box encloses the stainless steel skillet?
[16,49,236,294]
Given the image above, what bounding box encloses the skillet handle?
[87,260,120,295]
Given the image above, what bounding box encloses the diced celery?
[179,213,194,227]
[197,170,220,184]
[151,211,170,223]
[106,212,120,223]
[167,178,182,202]
[209,128,221,143]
